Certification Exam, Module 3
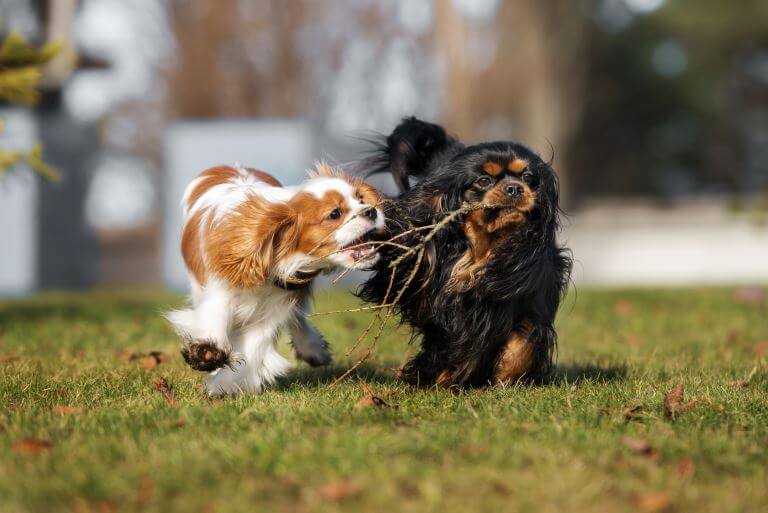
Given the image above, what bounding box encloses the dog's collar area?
[273,270,322,291]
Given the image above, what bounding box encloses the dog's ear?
[206,199,299,288]
[368,117,457,193]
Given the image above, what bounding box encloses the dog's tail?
[363,117,459,194]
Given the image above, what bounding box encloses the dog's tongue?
[343,244,375,261]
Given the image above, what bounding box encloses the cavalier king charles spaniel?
[167,164,384,395]
[358,117,572,387]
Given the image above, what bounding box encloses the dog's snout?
[506,183,524,198]
[362,207,378,221]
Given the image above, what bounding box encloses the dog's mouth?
[339,231,377,263]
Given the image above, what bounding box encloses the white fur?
[167,166,384,396]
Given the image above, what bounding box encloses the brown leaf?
[621,436,659,461]
[0,354,19,363]
[614,299,634,317]
[317,479,361,502]
[120,351,171,367]
[621,402,647,420]
[355,395,396,410]
[136,476,154,506]
[664,384,685,419]
[12,438,52,455]
[675,457,695,479]
[152,377,175,406]
[733,287,766,304]
[51,406,85,415]
[754,341,768,358]
[635,491,671,512]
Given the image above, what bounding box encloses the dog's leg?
[167,279,233,371]
[205,326,292,396]
[493,322,537,384]
[288,297,332,367]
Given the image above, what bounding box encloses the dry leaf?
[317,479,361,502]
[635,491,671,512]
[754,341,768,358]
[621,402,647,420]
[120,351,171,367]
[152,377,175,406]
[136,476,154,506]
[355,395,395,410]
[12,438,52,455]
[729,379,751,389]
[614,299,634,317]
[733,287,766,304]
[0,354,19,363]
[664,384,685,418]
[51,406,84,415]
[621,436,659,461]
[675,457,695,479]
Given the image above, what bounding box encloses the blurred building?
[0,0,766,294]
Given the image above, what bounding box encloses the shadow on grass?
[279,362,400,389]
[547,362,628,385]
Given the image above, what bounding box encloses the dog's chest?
[231,287,299,331]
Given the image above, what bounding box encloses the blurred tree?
[571,0,768,200]
[0,31,60,180]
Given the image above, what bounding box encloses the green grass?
[1,287,766,513]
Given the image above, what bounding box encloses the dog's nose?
[362,207,377,221]
[506,183,524,198]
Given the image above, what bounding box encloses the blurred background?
[0,0,766,295]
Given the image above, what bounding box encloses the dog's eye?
[475,176,494,189]
[522,171,537,186]
[327,208,343,220]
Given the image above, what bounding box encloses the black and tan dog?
[358,117,572,387]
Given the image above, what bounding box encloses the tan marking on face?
[507,159,529,173]
[290,190,348,257]
[482,161,503,176]
[181,208,208,285]
[356,181,382,208]
[448,180,536,291]
[494,323,536,383]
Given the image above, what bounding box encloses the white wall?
[0,109,37,295]
[162,119,315,290]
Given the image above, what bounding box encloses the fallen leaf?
[675,457,695,479]
[317,479,361,502]
[635,491,671,512]
[136,476,154,506]
[614,299,634,317]
[152,377,175,406]
[664,384,685,419]
[621,436,659,461]
[52,406,85,415]
[0,354,19,363]
[733,287,766,304]
[754,341,768,358]
[120,351,172,367]
[729,379,751,389]
[164,419,186,428]
[355,395,396,410]
[12,438,52,455]
[621,402,647,421]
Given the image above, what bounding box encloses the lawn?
[0,287,766,513]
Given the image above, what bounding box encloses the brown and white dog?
[167,164,384,395]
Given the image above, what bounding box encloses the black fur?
[358,117,572,387]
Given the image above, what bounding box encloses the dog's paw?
[181,340,230,372]
[293,336,332,367]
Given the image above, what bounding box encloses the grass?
[0,287,766,513]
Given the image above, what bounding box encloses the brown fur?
[482,161,503,176]
[181,208,208,285]
[448,179,537,291]
[507,159,529,173]
[494,323,535,383]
